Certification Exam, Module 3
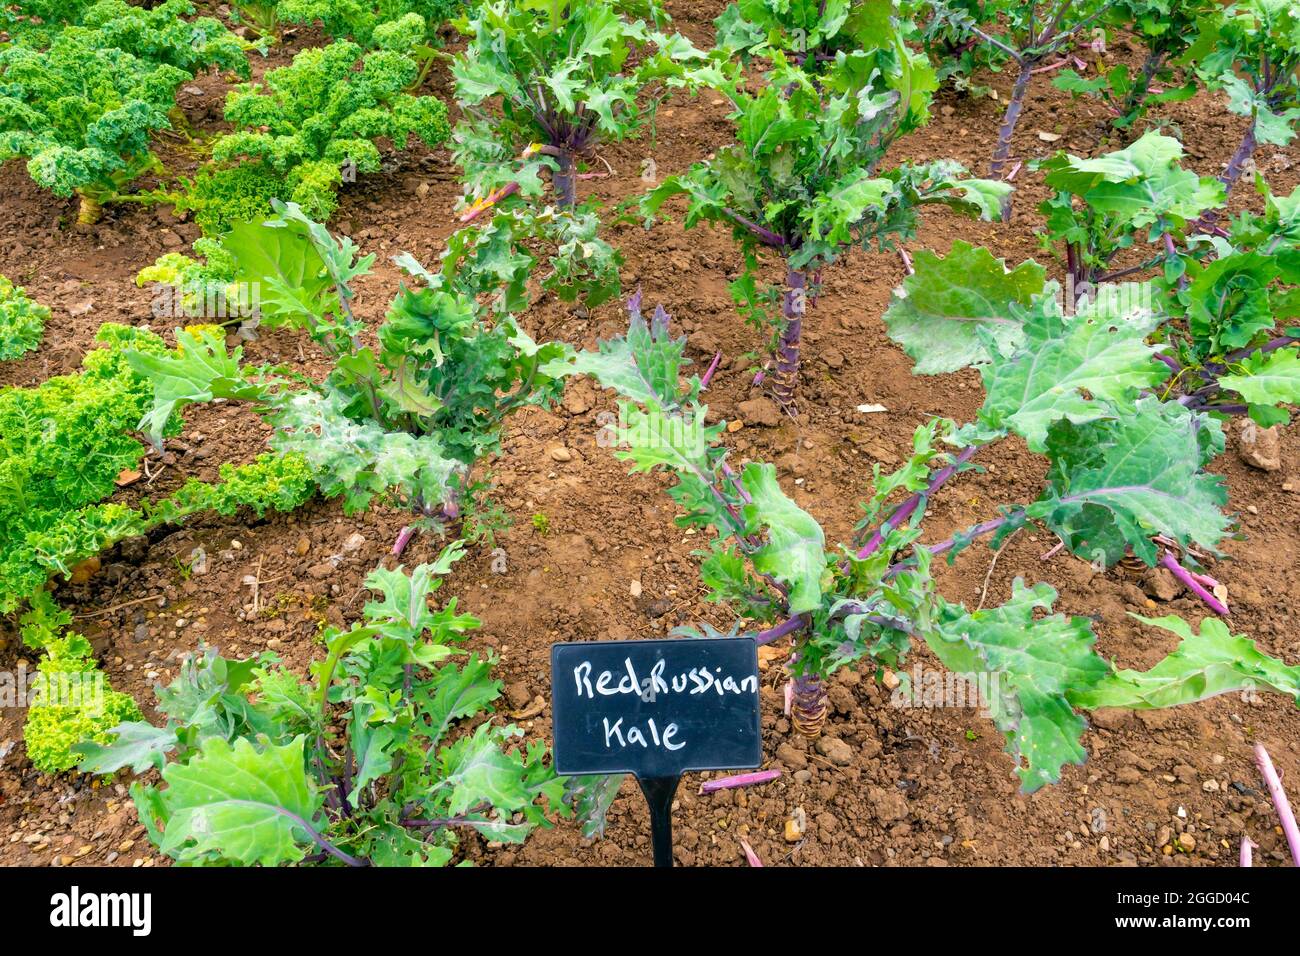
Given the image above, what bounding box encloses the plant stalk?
[790,672,827,739]
[991,61,1033,181]
[553,149,577,208]
[1221,123,1258,196]
[770,268,805,416]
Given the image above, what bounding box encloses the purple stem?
[724,209,786,249]
[1254,743,1300,867]
[1221,124,1258,196]
[700,351,723,389]
[1160,550,1229,615]
[1240,835,1257,867]
[991,62,1033,180]
[721,461,752,504]
[553,149,577,208]
[1223,335,1300,367]
[857,445,978,559]
[754,613,808,646]
[392,525,416,557]
[740,839,764,867]
[924,514,1014,560]
[698,769,782,795]
[770,269,805,415]
[1153,351,1181,375]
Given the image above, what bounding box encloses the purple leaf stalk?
[699,769,782,795]
[1221,122,1258,196]
[1160,550,1229,616]
[700,351,723,390]
[740,839,764,867]
[1254,743,1300,867]
[858,445,979,558]
[392,525,416,557]
[1240,835,1257,867]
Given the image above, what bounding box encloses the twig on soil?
[250,555,263,616]
[74,593,164,619]
[976,528,1020,611]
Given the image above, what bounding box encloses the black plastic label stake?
[551,638,762,866]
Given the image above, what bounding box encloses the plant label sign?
[550,637,762,777]
[550,637,762,867]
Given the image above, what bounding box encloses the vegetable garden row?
[1,0,1299,867]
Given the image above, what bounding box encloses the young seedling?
[646,10,1007,414]
[77,550,598,866]
[933,0,1120,179]
[1053,0,1210,131]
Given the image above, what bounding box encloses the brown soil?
[2,2,1298,868]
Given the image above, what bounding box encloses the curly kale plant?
[548,296,1300,791]
[0,276,50,362]
[17,594,143,774]
[4,0,249,70]
[78,550,579,866]
[0,323,315,611]
[0,1,251,223]
[203,39,450,228]
[277,0,464,89]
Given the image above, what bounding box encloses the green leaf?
[926,580,1109,792]
[977,294,1168,451]
[882,241,1047,374]
[541,297,686,406]
[415,655,501,748]
[1072,614,1300,710]
[437,722,532,815]
[1040,131,1224,228]
[1031,397,1231,566]
[740,463,827,614]
[153,735,325,866]
[223,216,333,327]
[126,327,269,446]
[1218,347,1300,407]
[75,720,180,775]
